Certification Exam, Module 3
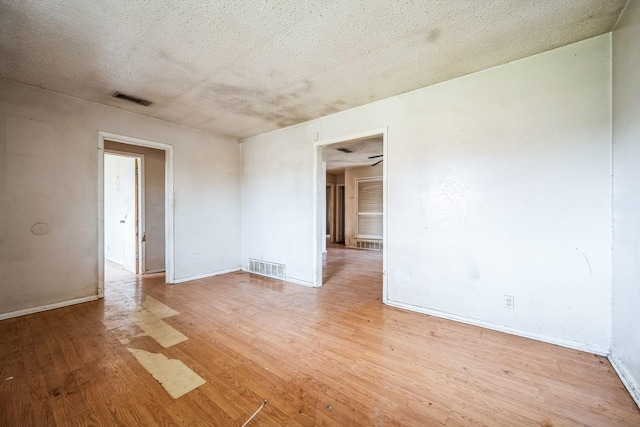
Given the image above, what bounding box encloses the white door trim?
[98,131,175,298]
[312,127,388,301]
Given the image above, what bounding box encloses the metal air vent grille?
[113,92,152,106]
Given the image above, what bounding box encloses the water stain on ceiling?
[0,0,628,140]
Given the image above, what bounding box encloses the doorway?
[104,152,142,274]
[326,184,336,243]
[98,132,175,298]
[313,128,388,299]
[336,184,345,243]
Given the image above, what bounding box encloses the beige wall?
[344,163,383,247]
[105,141,166,272]
[0,78,241,316]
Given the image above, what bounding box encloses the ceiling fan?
[368,154,383,166]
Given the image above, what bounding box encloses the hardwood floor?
[1,244,639,426]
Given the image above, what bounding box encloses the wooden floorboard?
[1,245,639,426]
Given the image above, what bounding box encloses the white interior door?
[105,154,137,273]
[105,155,124,264]
[121,158,137,273]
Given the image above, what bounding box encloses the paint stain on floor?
[142,295,180,318]
[110,296,204,399]
[102,296,186,347]
[128,348,205,399]
[128,307,188,347]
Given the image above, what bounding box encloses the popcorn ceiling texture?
[0,0,627,139]
[322,137,383,171]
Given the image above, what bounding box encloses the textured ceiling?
[323,137,383,173]
[0,1,628,140]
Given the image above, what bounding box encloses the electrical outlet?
[504,295,514,310]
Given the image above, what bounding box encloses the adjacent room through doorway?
[103,139,167,286]
[318,134,386,291]
[104,152,140,276]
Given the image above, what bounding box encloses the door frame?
[312,127,388,301]
[327,183,335,243]
[336,184,345,242]
[98,132,175,298]
[104,150,145,274]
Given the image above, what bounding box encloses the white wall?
[344,164,383,247]
[241,125,315,285]
[0,79,241,316]
[241,35,612,352]
[612,0,640,406]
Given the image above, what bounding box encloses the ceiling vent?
[112,92,152,106]
[336,147,353,153]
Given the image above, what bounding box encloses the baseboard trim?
[143,268,165,275]
[284,276,315,288]
[240,268,315,288]
[609,353,640,409]
[173,268,242,284]
[105,256,123,265]
[0,295,100,320]
[384,299,610,356]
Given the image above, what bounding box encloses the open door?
[104,153,139,274]
[98,131,175,297]
[121,158,138,273]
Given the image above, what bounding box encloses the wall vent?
[248,259,286,280]
[355,240,383,251]
[112,92,153,106]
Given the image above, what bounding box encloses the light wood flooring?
[1,244,639,426]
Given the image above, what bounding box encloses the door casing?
[312,127,388,300]
[98,132,175,298]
